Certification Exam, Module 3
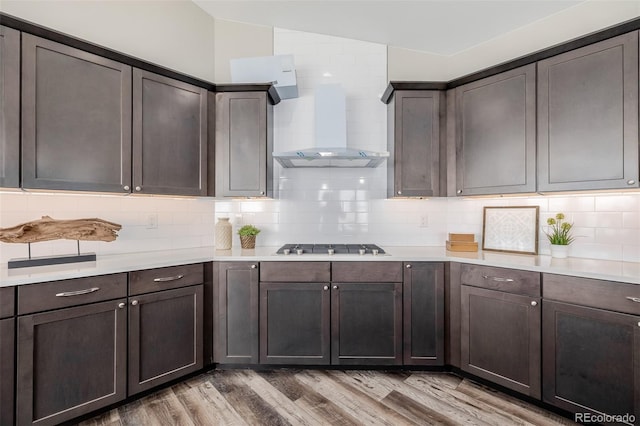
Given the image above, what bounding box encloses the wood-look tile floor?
[79,369,577,426]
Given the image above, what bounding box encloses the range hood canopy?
[273,84,389,168]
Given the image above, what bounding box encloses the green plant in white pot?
[545,213,574,258]
[238,225,260,249]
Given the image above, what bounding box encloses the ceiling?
[192,0,584,55]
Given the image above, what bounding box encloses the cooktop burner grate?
[276,243,385,255]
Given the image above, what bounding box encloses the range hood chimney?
[273,84,389,168]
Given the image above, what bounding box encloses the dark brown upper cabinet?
[0,25,20,189]
[537,31,639,192]
[454,64,536,196]
[387,90,442,197]
[133,69,207,196]
[21,34,133,193]
[215,90,273,197]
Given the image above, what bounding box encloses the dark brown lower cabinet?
[0,318,14,426]
[16,299,127,426]
[332,282,403,365]
[215,262,259,364]
[260,282,330,364]
[461,285,541,398]
[543,301,640,422]
[128,285,203,395]
[403,262,445,365]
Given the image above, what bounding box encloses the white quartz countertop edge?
[1,246,639,287]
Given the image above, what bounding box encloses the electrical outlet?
[419,214,428,228]
[146,213,158,229]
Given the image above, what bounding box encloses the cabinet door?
[0,26,19,188]
[21,34,132,192]
[16,299,127,426]
[260,282,330,364]
[455,64,536,195]
[543,301,640,421]
[388,90,440,197]
[332,282,403,365]
[133,69,207,196]
[0,318,14,426]
[128,285,203,395]
[461,285,541,398]
[403,262,445,366]
[538,31,639,191]
[215,92,272,197]
[215,262,259,364]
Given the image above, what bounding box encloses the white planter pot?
[550,244,569,259]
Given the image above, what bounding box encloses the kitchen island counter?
[1,245,638,287]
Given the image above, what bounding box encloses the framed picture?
[482,206,539,255]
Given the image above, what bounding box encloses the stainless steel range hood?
[273,84,389,168]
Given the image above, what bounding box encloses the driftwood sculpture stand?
[0,216,122,269]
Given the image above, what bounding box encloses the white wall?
[388,0,640,81]
[0,0,216,81]
[213,19,273,82]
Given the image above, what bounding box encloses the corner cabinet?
[133,69,207,196]
[215,88,274,197]
[387,90,442,197]
[0,25,20,188]
[21,34,133,193]
[537,31,639,191]
[454,64,536,196]
[403,262,445,365]
[214,262,260,364]
[542,274,640,421]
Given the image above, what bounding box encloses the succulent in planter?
[238,225,260,249]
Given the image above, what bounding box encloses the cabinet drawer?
[461,264,540,297]
[260,262,330,282]
[18,273,127,315]
[129,263,203,296]
[0,287,14,319]
[543,273,640,316]
[332,262,403,283]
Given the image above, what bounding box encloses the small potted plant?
[238,224,260,249]
[545,213,574,258]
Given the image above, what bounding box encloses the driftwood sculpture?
[0,216,122,244]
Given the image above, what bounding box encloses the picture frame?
[482,206,539,255]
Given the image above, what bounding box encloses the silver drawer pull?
[55,287,100,297]
[482,275,514,283]
[153,274,184,283]
[626,296,640,303]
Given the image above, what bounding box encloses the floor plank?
[78,369,576,426]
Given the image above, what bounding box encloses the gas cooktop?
[276,243,386,255]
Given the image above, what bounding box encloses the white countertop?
[1,246,639,287]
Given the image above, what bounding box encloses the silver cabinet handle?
[118,302,126,309]
[457,189,463,194]
[531,301,538,306]
[260,191,265,195]
[482,275,515,283]
[333,285,339,290]
[251,264,257,269]
[135,186,142,192]
[153,274,184,282]
[628,180,636,185]
[55,287,100,297]
[626,296,640,303]
[131,300,139,306]
[123,185,130,191]
[397,191,402,195]
[323,285,329,291]
[406,264,412,269]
